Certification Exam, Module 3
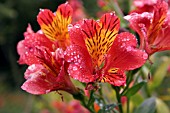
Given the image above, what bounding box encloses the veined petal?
[64,45,96,83]
[37,3,73,49]
[21,64,57,94]
[102,32,147,86]
[104,32,148,71]
[35,47,62,76]
[80,13,120,67]
[150,23,170,54]
[22,62,77,95]
[124,12,153,49]
[148,1,168,44]
[22,48,78,95]
[103,69,126,86]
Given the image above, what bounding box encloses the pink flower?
[17,3,78,95]
[125,1,170,55]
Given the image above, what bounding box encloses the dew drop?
[126,38,130,41]
[28,64,36,71]
[110,12,113,15]
[78,59,82,63]
[74,56,77,60]
[73,66,78,71]
[142,53,148,59]
[45,89,51,94]
[68,24,73,31]
[124,15,132,20]
[126,46,132,51]
[39,8,44,12]
[75,24,80,28]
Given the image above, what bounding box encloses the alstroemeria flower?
[17,3,78,95]
[64,13,148,87]
[21,48,78,95]
[125,1,170,55]
[18,25,78,95]
[37,3,73,50]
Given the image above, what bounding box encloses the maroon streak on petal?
[105,32,148,71]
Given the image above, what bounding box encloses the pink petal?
[65,45,97,83]
[69,23,86,49]
[21,64,57,95]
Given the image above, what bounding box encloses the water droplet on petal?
[75,24,80,28]
[45,89,51,94]
[68,24,73,31]
[142,53,148,59]
[28,64,36,71]
[73,66,78,71]
[110,12,113,15]
[39,8,44,12]
[126,46,132,51]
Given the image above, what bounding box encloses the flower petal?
[150,22,170,53]
[37,3,73,49]
[21,64,58,95]
[124,12,153,49]
[148,1,168,44]
[17,25,54,65]
[104,32,148,71]
[80,13,120,67]
[22,56,77,95]
[103,70,126,86]
[69,23,86,49]
[65,45,96,83]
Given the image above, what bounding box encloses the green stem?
[113,86,123,113]
[127,97,130,113]
[73,90,95,113]
[108,0,128,28]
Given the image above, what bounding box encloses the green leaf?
[149,58,170,92]
[123,81,146,98]
[134,97,156,113]
[131,93,144,107]
[156,98,170,113]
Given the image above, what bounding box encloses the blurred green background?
[0,0,67,113]
[0,0,170,113]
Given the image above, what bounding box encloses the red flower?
[37,3,73,50]
[64,13,147,87]
[125,1,170,55]
[17,3,78,95]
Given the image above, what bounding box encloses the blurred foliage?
[0,0,66,90]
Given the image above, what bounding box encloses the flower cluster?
[17,0,170,112]
[125,0,170,55]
